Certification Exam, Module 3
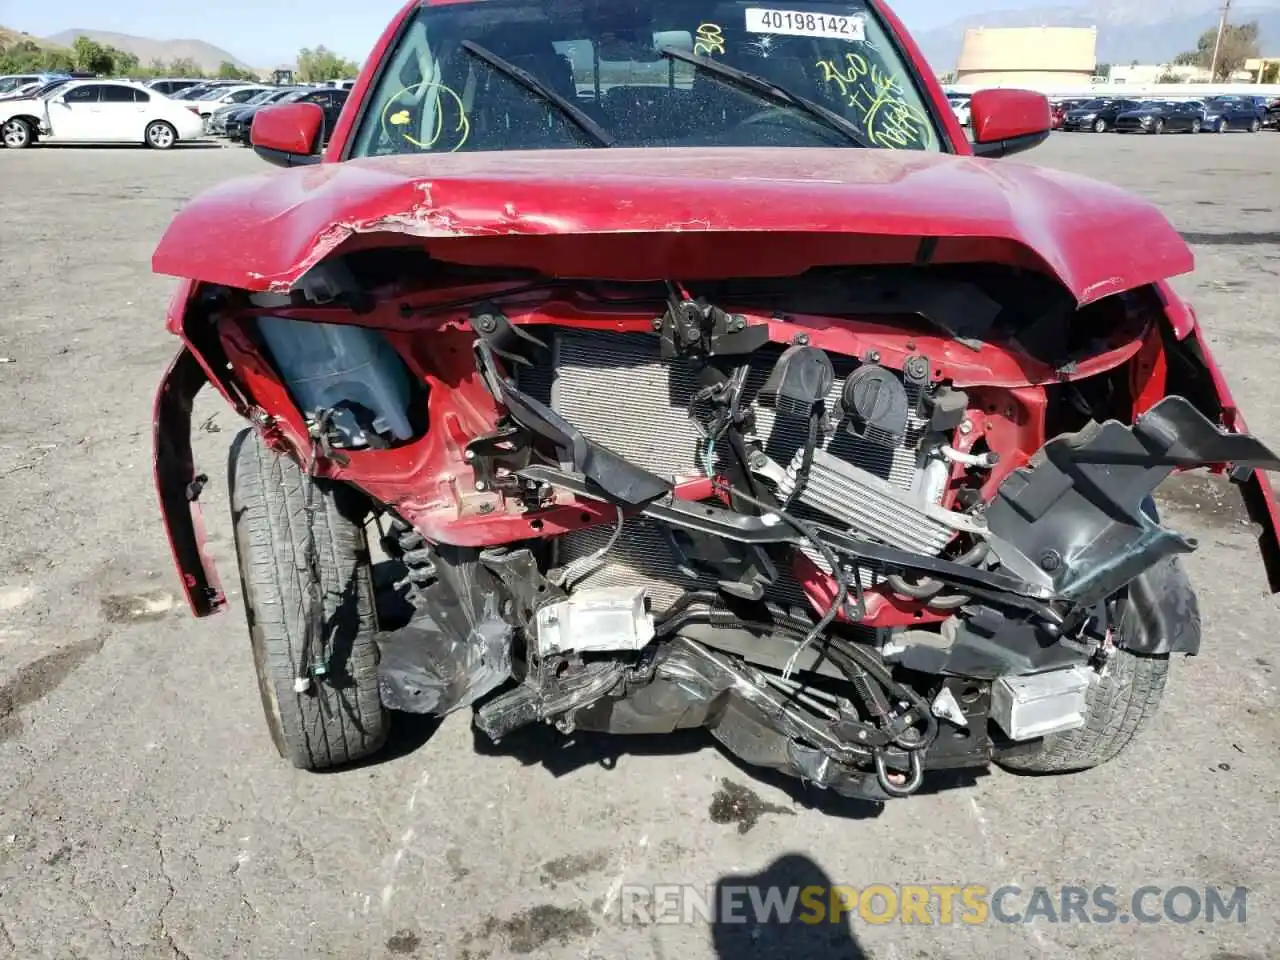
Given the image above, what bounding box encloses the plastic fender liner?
[1124,557,1201,656]
[986,395,1280,609]
[154,347,226,617]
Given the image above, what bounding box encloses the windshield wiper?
[460,40,614,147]
[658,46,873,149]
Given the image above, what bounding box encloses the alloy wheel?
[147,122,176,149]
[2,118,31,149]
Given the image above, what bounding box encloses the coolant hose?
[886,540,989,605]
[886,573,945,599]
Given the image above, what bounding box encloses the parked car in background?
[223,87,306,141]
[171,80,250,101]
[0,79,204,149]
[0,76,75,103]
[1049,98,1086,129]
[191,84,270,120]
[147,78,204,97]
[1115,99,1205,134]
[1264,96,1280,129]
[0,73,47,96]
[208,87,295,135]
[239,86,348,146]
[1201,97,1263,133]
[947,93,970,126]
[1061,98,1141,132]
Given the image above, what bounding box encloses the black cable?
[829,636,938,750]
[781,405,821,511]
[713,482,855,677]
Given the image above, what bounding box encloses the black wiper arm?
[658,45,872,149]
[461,40,614,147]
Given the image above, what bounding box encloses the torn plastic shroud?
[377,547,513,715]
[985,395,1280,608]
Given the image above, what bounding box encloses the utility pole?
[1209,0,1232,82]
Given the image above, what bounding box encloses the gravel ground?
[0,132,1277,960]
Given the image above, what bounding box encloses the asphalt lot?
[1,132,1278,960]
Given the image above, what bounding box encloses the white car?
[948,96,971,127]
[189,84,270,119]
[0,79,205,149]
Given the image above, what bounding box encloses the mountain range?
[43,29,255,73]
[913,0,1280,71]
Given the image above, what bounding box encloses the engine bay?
[186,259,1280,800]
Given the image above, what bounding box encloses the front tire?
[2,117,33,149]
[1093,118,1107,133]
[996,559,1195,774]
[228,428,388,770]
[1153,118,1165,134]
[145,120,177,149]
[1218,119,1229,134]
[1250,117,1261,133]
[997,650,1169,774]
[1191,118,1202,134]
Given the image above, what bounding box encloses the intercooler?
[518,329,931,611]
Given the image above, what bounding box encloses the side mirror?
[251,102,324,168]
[969,89,1051,159]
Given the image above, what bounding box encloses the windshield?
[244,89,279,105]
[350,0,942,157]
[32,79,72,99]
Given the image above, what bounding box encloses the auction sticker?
[744,8,866,40]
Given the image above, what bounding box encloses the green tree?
[114,49,140,76]
[41,48,75,73]
[167,57,204,77]
[217,60,257,80]
[296,45,359,82]
[1095,62,1111,78]
[1174,20,1261,80]
[72,36,116,74]
[0,38,79,74]
[0,39,43,73]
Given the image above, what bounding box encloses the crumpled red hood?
[153,146,1193,303]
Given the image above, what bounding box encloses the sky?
[2,0,1062,67]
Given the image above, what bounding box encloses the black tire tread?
[997,649,1169,774]
[228,428,387,770]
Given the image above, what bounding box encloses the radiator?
[518,329,927,611]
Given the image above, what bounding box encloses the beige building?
[956,26,1097,87]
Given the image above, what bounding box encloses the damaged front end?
[153,198,1280,801]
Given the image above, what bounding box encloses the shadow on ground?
[712,853,870,959]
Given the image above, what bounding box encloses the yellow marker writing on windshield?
[694,23,726,56]
[380,81,471,151]
[814,53,933,150]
